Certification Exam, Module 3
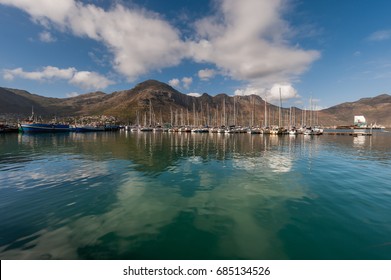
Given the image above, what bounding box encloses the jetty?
[324,131,372,136]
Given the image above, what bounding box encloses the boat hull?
[0,125,19,133]
[72,126,105,132]
[20,123,70,133]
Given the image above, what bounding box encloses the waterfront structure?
[354,115,367,128]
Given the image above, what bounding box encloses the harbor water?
[0,130,390,259]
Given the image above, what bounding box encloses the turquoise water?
[0,131,390,259]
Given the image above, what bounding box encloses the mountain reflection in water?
[0,131,390,259]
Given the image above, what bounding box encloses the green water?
[0,131,390,259]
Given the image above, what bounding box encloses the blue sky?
[0,0,390,109]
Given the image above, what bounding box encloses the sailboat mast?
[264,96,267,127]
[233,96,236,126]
[207,103,209,127]
[279,88,282,128]
[223,98,226,126]
[216,104,219,127]
[183,109,185,126]
[309,97,312,127]
[149,99,152,126]
[251,95,254,127]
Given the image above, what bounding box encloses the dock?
[324,132,372,136]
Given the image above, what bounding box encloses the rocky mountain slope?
[319,94,391,126]
[1,80,390,127]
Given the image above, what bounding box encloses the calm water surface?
[0,130,390,259]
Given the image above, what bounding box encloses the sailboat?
[140,100,153,131]
[270,88,285,135]
[217,98,226,133]
[249,95,261,134]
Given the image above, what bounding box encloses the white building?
[354,115,367,128]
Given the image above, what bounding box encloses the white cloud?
[368,29,391,41]
[169,77,193,89]
[181,77,192,89]
[3,66,114,90]
[69,71,114,90]
[269,83,300,101]
[92,5,186,81]
[234,83,299,103]
[0,0,320,88]
[3,70,16,81]
[189,0,320,86]
[3,66,74,81]
[39,31,56,42]
[234,87,268,97]
[0,0,186,81]
[0,0,75,26]
[66,92,79,98]
[187,93,201,97]
[198,68,216,81]
[168,78,180,88]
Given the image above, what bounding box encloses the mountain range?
[1,80,390,127]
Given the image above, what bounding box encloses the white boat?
[154,126,164,132]
[303,127,322,135]
[217,127,226,133]
[250,127,261,134]
[179,127,191,133]
[262,127,271,134]
[289,129,298,135]
[313,126,323,135]
[270,127,282,135]
[140,127,153,132]
[192,127,209,133]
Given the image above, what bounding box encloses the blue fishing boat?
[19,123,70,133]
[19,107,70,133]
[71,125,105,132]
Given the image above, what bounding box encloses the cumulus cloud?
[234,83,300,103]
[187,92,201,97]
[169,77,192,89]
[189,0,320,85]
[198,68,216,81]
[0,0,185,81]
[269,83,300,101]
[234,87,268,97]
[0,0,75,25]
[39,30,56,42]
[66,92,79,98]
[168,78,180,88]
[3,66,74,81]
[0,0,320,88]
[181,77,192,89]
[69,71,114,90]
[3,66,114,90]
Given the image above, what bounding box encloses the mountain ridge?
[1,80,390,127]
